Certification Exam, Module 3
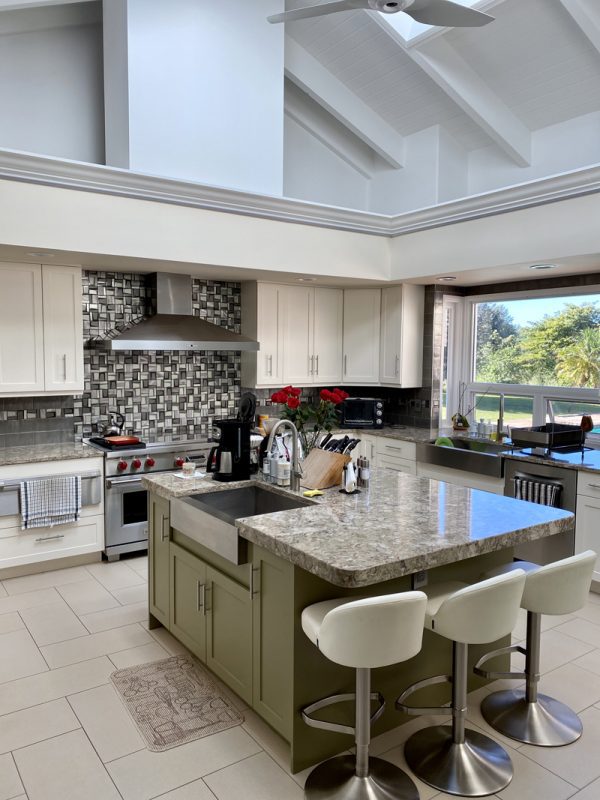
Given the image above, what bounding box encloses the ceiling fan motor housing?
[369,0,413,13]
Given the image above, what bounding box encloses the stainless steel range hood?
[110,273,259,352]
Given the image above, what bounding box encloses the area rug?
[111,654,244,751]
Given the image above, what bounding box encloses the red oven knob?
[117,460,128,472]
[175,457,185,468]
[145,457,156,468]
[131,458,142,470]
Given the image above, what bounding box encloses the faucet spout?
[266,419,302,492]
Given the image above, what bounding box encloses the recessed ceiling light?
[297,277,316,282]
[529,264,557,271]
[437,276,457,282]
[27,251,54,258]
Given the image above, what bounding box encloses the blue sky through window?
[487,294,600,327]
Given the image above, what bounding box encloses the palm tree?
[556,328,600,388]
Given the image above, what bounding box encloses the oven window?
[122,491,147,526]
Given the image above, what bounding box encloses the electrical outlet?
[412,570,428,590]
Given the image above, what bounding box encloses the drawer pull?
[35,534,65,543]
[249,565,261,598]
[197,582,206,615]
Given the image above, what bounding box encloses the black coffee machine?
[207,420,252,482]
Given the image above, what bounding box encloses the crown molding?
[0,149,599,238]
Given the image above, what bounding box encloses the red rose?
[289,387,302,397]
[330,393,343,405]
[335,389,349,400]
[320,389,332,402]
[287,396,300,409]
[282,386,293,395]
[271,391,286,404]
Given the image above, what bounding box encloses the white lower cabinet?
[576,490,600,583]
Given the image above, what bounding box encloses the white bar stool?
[396,570,526,797]
[475,550,596,747]
[301,591,427,800]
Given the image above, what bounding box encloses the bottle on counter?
[277,458,291,487]
[269,453,279,485]
[263,453,272,483]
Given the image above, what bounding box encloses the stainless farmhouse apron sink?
[416,437,514,478]
[170,484,315,564]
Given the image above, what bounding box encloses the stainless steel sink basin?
[416,437,515,478]
[170,485,315,564]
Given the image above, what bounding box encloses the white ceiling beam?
[0,0,95,9]
[285,37,405,168]
[407,37,531,166]
[560,0,600,53]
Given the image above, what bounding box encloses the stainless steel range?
[84,437,213,560]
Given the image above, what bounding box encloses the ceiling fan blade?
[404,0,494,27]
[267,0,369,24]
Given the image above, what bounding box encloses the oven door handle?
[106,477,144,489]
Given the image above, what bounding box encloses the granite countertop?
[502,448,600,474]
[143,470,573,588]
[358,426,438,443]
[0,442,103,468]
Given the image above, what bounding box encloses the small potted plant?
[270,386,349,455]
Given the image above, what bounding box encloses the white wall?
[0,3,104,163]
[114,0,285,196]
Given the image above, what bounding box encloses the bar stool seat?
[476,550,596,747]
[300,591,427,800]
[396,570,526,797]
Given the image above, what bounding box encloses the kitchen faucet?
[266,419,302,492]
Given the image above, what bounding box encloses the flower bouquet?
[270,386,349,455]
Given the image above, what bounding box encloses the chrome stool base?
[404,725,513,797]
[304,755,420,800]
[481,689,582,747]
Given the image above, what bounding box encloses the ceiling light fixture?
[529,264,557,271]
[437,276,457,282]
[26,251,54,258]
[297,277,317,282]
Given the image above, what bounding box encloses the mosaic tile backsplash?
[0,272,242,441]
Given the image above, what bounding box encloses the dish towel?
[20,475,82,530]
[514,477,561,507]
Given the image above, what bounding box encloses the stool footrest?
[302,691,385,737]
[396,674,453,717]
[474,644,527,680]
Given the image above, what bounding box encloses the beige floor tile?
[241,708,291,772]
[67,683,145,762]
[57,580,120,616]
[554,618,600,649]
[377,746,440,800]
[586,591,600,605]
[0,697,79,754]
[107,727,261,800]
[2,566,91,595]
[572,648,600,676]
[0,611,24,635]
[111,584,148,605]
[41,623,153,668]
[0,752,24,800]
[128,556,148,577]
[538,662,600,712]
[535,628,594,674]
[570,776,600,799]
[205,752,303,800]
[574,601,600,626]
[0,587,59,615]
[14,728,121,800]
[466,687,524,751]
[20,599,88,646]
[496,748,577,800]
[0,628,48,684]
[370,713,451,757]
[519,706,600,789]
[0,583,6,598]
[151,780,215,799]
[109,641,170,669]
[0,655,114,716]
[147,626,190,656]
[432,795,502,799]
[80,601,148,633]
[86,561,145,591]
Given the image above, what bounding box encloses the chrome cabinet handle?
[249,565,261,598]
[160,516,169,543]
[309,355,313,376]
[315,355,319,375]
[344,355,347,375]
[395,355,400,377]
[197,582,206,614]
[63,353,67,381]
[35,534,65,543]
[269,354,273,376]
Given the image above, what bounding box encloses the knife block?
[300,449,351,490]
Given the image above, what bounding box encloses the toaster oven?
[340,398,384,429]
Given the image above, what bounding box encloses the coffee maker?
[207,420,252,482]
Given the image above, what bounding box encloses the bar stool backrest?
[318,591,427,669]
[522,550,596,615]
[433,570,526,644]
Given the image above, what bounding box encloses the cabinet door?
[380,286,403,385]
[252,546,294,739]
[282,286,314,385]
[257,284,284,385]
[170,543,207,660]
[149,494,170,627]
[42,266,84,393]
[576,495,600,583]
[0,263,44,393]
[342,289,381,384]
[206,565,253,704]
[313,288,343,385]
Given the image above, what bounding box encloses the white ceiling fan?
[268,0,494,27]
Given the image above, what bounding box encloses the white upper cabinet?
[380,284,424,387]
[0,263,45,393]
[0,263,84,396]
[42,266,84,392]
[312,288,343,385]
[342,289,381,385]
[241,283,284,388]
[282,285,314,385]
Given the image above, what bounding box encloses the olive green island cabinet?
[148,491,515,774]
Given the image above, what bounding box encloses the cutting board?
[300,448,351,490]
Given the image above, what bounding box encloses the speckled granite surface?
[143,471,573,588]
[337,426,438,443]
[0,443,103,467]
[503,448,600,474]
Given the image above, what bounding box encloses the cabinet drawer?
[378,455,417,475]
[0,515,103,568]
[577,472,600,499]
[375,438,416,461]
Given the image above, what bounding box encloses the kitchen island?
[143,470,572,772]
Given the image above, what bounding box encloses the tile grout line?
[9,748,29,800]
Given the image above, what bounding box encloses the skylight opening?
[384,0,485,44]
